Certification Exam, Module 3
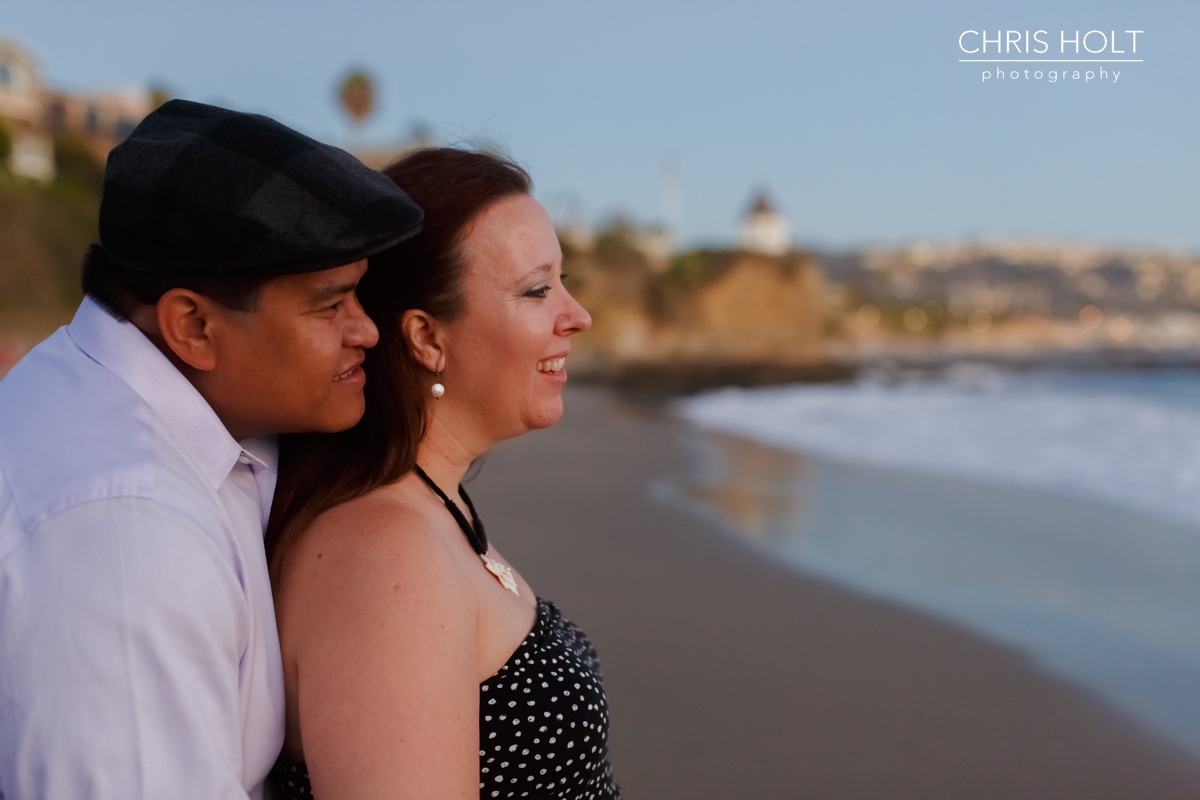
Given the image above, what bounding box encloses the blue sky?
[3,0,1196,251]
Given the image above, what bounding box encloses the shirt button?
[237,454,251,465]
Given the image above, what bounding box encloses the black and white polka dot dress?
[479,598,619,800]
[268,598,620,800]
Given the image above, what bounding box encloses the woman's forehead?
[461,196,559,275]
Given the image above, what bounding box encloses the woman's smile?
[535,355,567,374]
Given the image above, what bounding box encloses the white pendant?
[481,553,519,596]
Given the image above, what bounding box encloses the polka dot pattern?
[268,598,619,800]
[479,598,619,800]
[269,760,311,796]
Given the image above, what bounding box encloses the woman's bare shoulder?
[274,483,481,791]
[275,483,469,639]
[293,484,435,558]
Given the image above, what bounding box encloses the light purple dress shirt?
[0,298,285,799]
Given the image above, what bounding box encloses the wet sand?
[468,385,1200,800]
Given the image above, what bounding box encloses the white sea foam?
[676,371,1200,529]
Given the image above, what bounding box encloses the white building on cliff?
[0,38,151,182]
[738,191,791,256]
[0,40,53,181]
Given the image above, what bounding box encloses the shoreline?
[572,347,1200,396]
[469,385,1200,799]
[659,427,1200,757]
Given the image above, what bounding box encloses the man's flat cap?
[99,99,423,275]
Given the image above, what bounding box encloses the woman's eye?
[525,286,551,299]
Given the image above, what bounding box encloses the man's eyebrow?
[310,282,359,303]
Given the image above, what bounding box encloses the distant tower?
[661,157,681,247]
[738,191,791,256]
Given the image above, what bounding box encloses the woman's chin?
[522,397,565,431]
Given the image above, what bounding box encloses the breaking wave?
[676,368,1200,529]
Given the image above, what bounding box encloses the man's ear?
[401,309,446,374]
[156,289,221,372]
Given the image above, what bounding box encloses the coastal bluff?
[566,243,830,388]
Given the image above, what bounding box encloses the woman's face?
[437,193,591,444]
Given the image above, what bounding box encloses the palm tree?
[148,83,172,111]
[337,70,375,127]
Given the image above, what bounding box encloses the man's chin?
[299,398,367,434]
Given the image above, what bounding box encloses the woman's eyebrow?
[517,263,555,282]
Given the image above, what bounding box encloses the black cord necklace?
[413,464,487,554]
[413,464,519,595]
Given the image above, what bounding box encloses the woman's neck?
[415,415,486,491]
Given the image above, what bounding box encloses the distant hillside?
[564,229,829,387]
[822,241,1200,322]
[0,136,101,373]
[814,241,1200,368]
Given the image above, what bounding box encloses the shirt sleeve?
[0,497,256,799]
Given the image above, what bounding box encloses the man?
[0,100,422,798]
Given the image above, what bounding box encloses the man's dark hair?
[81,244,273,321]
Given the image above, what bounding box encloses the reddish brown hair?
[266,148,532,578]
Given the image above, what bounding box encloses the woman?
[265,148,618,800]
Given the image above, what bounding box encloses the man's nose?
[344,295,380,348]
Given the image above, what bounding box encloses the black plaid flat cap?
[99,99,423,275]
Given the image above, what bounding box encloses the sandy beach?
[468,385,1200,800]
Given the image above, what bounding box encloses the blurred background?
[3,0,1200,796]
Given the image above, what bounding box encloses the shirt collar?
[238,438,275,473]
[67,297,244,491]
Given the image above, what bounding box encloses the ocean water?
[666,368,1200,755]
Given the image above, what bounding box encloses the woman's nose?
[558,291,592,336]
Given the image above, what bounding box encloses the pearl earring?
[431,373,445,399]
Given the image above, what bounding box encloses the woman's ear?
[401,309,446,374]
[156,289,220,372]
